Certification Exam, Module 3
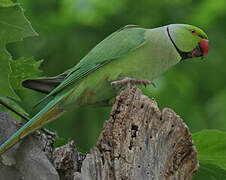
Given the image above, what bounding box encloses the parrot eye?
[190,29,197,35]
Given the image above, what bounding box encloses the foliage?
[0,1,41,117]
[9,57,43,90]
[193,130,226,179]
[194,163,226,180]
[0,1,37,100]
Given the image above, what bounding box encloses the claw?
[42,128,57,137]
[111,78,156,88]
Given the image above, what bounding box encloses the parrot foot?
[42,128,57,137]
[111,77,156,88]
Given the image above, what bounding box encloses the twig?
[0,99,30,121]
[0,99,56,137]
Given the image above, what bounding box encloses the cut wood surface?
[0,86,199,180]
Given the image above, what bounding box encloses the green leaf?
[0,49,17,99]
[194,163,226,180]
[0,4,38,100]
[193,130,226,170]
[0,0,14,7]
[0,5,38,42]
[9,57,43,90]
[193,130,226,179]
[54,137,70,148]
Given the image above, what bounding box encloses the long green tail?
[0,98,65,154]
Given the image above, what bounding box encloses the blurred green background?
[7,0,226,152]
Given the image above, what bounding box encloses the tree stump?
[0,86,199,180]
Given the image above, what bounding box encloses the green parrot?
[0,24,209,154]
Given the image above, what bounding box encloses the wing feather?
[34,25,147,107]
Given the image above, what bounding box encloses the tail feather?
[0,99,65,154]
[22,72,67,94]
[22,79,60,94]
[22,74,66,94]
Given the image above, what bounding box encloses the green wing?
[36,25,147,106]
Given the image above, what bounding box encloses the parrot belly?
[58,27,181,108]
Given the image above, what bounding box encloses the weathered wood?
[0,111,59,180]
[80,86,199,180]
[0,86,199,180]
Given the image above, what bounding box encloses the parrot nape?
[0,24,209,154]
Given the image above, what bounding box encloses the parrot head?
[167,24,209,60]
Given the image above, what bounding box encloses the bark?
[0,86,199,180]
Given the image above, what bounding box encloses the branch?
[0,86,199,180]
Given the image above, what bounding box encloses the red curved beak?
[199,39,209,57]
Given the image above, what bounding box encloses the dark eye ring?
[191,30,196,34]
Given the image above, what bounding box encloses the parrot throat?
[166,26,192,60]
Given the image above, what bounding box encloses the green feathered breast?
[36,26,147,106]
[28,25,181,108]
[56,25,181,108]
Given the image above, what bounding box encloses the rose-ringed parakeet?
[0,24,209,154]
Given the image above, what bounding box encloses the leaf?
[193,130,226,179]
[54,137,69,148]
[193,130,226,170]
[0,5,38,41]
[0,0,14,7]
[0,49,17,99]
[193,163,226,180]
[9,57,43,90]
[0,4,38,100]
